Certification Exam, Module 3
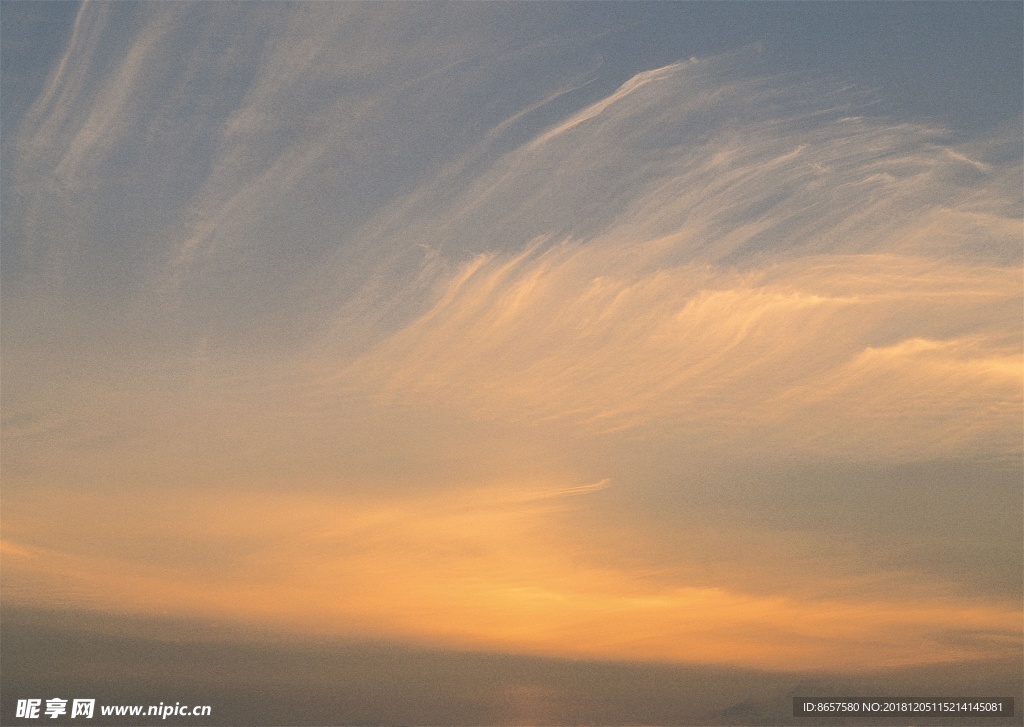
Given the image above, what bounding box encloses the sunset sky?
[2,2,1022,723]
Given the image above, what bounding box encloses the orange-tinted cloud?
[339,248,1020,458]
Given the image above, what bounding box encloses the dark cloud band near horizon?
[2,605,1021,726]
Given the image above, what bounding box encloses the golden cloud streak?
[338,248,1020,458]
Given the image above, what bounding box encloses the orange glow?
[3,484,1019,672]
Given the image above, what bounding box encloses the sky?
[1,2,1022,724]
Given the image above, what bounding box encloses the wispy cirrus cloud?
[338,246,1020,457]
[326,59,1020,460]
